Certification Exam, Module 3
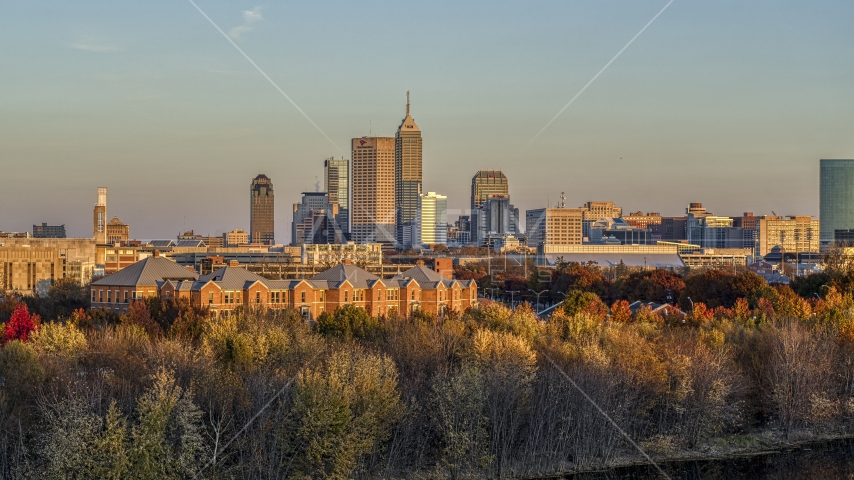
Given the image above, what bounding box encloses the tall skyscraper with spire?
[395,91,422,249]
[250,174,275,245]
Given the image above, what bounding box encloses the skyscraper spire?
[406,90,410,116]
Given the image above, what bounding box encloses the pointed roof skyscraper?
[395,91,423,249]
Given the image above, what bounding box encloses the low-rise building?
[537,244,684,269]
[223,229,250,247]
[91,256,478,319]
[32,223,66,238]
[679,248,752,269]
[90,253,199,311]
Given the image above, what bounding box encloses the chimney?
[343,259,352,265]
[433,257,454,279]
[153,250,160,258]
[229,260,239,267]
[415,260,425,266]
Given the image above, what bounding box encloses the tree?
[550,262,612,301]
[616,269,684,304]
[3,303,40,345]
[316,305,380,341]
[610,300,632,323]
[282,348,403,479]
[561,290,606,317]
[678,269,767,310]
[46,278,89,319]
[121,300,161,338]
[128,368,205,478]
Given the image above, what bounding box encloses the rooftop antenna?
[406,90,410,116]
[559,192,566,208]
[314,176,320,192]
[369,119,372,137]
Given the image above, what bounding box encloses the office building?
[472,196,519,247]
[0,245,63,296]
[106,217,130,244]
[250,174,275,245]
[202,236,224,248]
[293,192,329,243]
[351,136,396,247]
[579,201,622,238]
[623,212,662,230]
[32,223,66,238]
[292,192,342,245]
[757,216,820,257]
[820,159,854,247]
[526,207,585,248]
[223,229,249,247]
[94,187,107,244]
[580,201,622,220]
[835,229,854,246]
[418,192,447,246]
[324,157,350,237]
[588,218,652,245]
[395,92,423,248]
[471,170,509,213]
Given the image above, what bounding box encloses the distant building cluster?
[1,85,852,295]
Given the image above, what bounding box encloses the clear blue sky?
[2,1,853,240]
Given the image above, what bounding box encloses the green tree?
[282,348,403,479]
[316,304,380,341]
[128,368,205,478]
[561,290,606,317]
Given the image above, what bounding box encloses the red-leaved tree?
[3,304,41,345]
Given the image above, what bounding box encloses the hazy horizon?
[3,1,853,241]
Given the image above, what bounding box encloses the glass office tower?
[820,159,854,247]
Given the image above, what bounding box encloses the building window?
[91,290,95,302]
[107,290,112,303]
[301,291,306,303]
[411,290,415,301]
[256,291,261,303]
[345,291,349,302]
[209,292,214,304]
[124,291,129,303]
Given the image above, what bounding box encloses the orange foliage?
[610,300,632,323]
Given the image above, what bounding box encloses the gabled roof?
[309,264,379,289]
[175,239,206,248]
[392,265,453,288]
[93,256,198,287]
[628,301,682,316]
[158,279,193,291]
[196,266,267,291]
[149,239,175,248]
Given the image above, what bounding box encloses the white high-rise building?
[417,192,447,247]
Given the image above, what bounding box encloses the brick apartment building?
[92,256,477,319]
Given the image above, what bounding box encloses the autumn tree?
[120,300,161,338]
[550,261,612,300]
[616,269,684,304]
[3,303,41,345]
[679,269,768,310]
[610,300,632,323]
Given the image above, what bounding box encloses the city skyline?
[3,1,854,240]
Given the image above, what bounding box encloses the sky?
[2,0,853,241]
